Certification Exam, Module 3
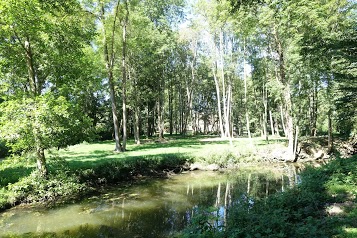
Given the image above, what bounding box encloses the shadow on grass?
[63,151,191,171]
[71,152,191,185]
[255,138,288,146]
[128,136,229,152]
[0,166,34,187]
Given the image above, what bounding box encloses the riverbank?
[0,136,355,213]
[178,155,357,238]
[0,168,292,237]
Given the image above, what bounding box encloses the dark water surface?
[0,166,299,237]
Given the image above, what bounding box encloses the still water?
[0,166,299,237]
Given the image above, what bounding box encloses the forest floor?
[0,135,356,237]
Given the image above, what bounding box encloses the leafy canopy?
[0,93,93,153]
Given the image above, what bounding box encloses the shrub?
[7,165,88,205]
[0,140,9,158]
[78,154,189,185]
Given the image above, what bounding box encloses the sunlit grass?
[46,135,286,170]
[0,135,287,211]
[340,228,357,238]
[0,135,287,189]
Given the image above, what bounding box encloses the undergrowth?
[178,155,357,238]
[0,153,190,211]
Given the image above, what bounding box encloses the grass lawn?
[47,135,287,170]
[0,135,282,187]
[0,135,286,210]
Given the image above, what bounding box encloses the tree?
[298,0,357,138]
[98,0,123,152]
[0,95,93,176]
[0,0,95,176]
[121,0,129,150]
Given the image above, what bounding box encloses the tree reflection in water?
[0,165,299,238]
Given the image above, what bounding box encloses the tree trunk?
[260,114,264,137]
[180,84,185,134]
[293,125,299,160]
[169,78,173,135]
[280,105,287,136]
[269,110,275,136]
[131,68,140,145]
[108,74,122,152]
[212,63,224,137]
[36,147,48,177]
[283,85,294,159]
[227,82,233,146]
[328,109,333,153]
[146,101,155,138]
[219,30,230,138]
[147,103,150,139]
[157,99,164,139]
[101,2,121,152]
[134,108,140,145]
[275,122,280,136]
[33,105,48,177]
[243,40,252,139]
[282,85,294,155]
[185,84,193,133]
[185,39,197,134]
[263,85,268,142]
[310,81,318,136]
[24,37,38,95]
[273,27,294,159]
[25,37,48,176]
[121,0,129,151]
[326,75,333,154]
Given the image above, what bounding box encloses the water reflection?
[0,164,300,237]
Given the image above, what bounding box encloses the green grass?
[1,135,356,237]
[0,155,35,187]
[47,136,286,170]
[0,135,284,210]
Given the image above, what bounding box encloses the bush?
[0,140,9,158]
[178,206,224,238]
[198,149,241,167]
[7,165,88,205]
[78,154,189,185]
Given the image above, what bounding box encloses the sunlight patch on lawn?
[341,228,357,238]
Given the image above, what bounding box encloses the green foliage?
[0,154,37,191]
[179,207,223,238]
[0,93,94,153]
[78,154,189,185]
[325,158,357,201]
[0,188,9,210]
[0,139,9,158]
[198,149,241,166]
[7,161,88,205]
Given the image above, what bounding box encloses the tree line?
[0,0,356,175]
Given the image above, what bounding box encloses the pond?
[0,165,300,237]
